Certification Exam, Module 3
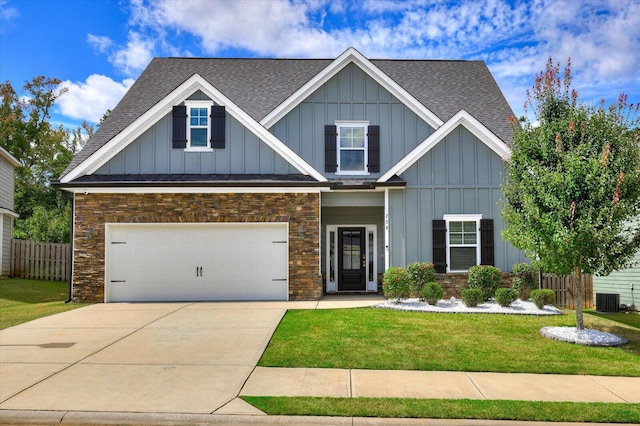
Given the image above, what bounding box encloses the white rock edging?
[375,298,562,316]
[540,326,628,347]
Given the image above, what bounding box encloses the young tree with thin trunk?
[501,58,640,330]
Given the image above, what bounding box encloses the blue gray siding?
[95,109,296,175]
[271,63,433,179]
[593,219,640,311]
[389,125,525,271]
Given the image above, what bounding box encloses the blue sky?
[1,0,639,131]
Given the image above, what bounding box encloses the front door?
[338,227,366,291]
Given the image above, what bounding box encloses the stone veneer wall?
[436,273,515,299]
[72,192,321,303]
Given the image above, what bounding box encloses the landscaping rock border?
[540,326,628,347]
[375,298,562,315]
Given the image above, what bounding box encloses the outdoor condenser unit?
[595,293,619,313]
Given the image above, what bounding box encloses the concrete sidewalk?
[242,367,640,403]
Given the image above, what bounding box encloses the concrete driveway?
[0,301,297,414]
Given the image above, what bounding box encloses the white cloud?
[57,74,135,123]
[110,32,155,76]
[0,0,18,24]
[87,34,113,53]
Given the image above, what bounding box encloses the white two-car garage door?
[105,223,288,302]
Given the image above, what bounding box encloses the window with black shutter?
[367,125,380,173]
[172,105,187,149]
[173,101,226,150]
[325,125,337,172]
[436,215,494,273]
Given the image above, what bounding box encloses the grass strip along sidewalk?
[242,397,640,424]
[0,279,87,329]
[241,396,640,423]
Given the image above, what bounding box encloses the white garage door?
[106,223,288,302]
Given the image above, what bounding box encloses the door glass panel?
[368,230,374,282]
[329,231,335,282]
[342,230,361,270]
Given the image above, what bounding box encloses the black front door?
[338,227,366,291]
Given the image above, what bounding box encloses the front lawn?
[0,279,88,329]
[259,308,640,376]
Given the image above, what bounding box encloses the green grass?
[242,396,640,423]
[0,278,88,329]
[259,308,640,376]
[585,309,640,329]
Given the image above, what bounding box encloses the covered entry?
[105,223,288,302]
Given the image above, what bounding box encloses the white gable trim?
[0,146,21,167]
[61,74,327,184]
[260,47,444,130]
[378,110,511,182]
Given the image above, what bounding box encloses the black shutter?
[480,219,494,266]
[210,105,226,149]
[433,220,447,273]
[325,125,337,172]
[368,125,380,173]
[172,105,187,149]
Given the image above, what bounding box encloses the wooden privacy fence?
[10,239,71,282]
[541,272,593,309]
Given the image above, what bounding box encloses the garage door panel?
[106,223,288,302]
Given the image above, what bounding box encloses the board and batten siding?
[388,125,525,271]
[95,104,297,176]
[270,63,434,179]
[593,218,640,311]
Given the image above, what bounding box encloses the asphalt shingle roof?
[62,56,515,178]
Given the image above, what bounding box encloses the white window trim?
[326,224,377,292]
[185,100,214,152]
[443,214,482,273]
[335,121,369,176]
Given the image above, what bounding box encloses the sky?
[1,0,639,131]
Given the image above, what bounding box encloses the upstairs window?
[186,101,212,151]
[337,122,368,174]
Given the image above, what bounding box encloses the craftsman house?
[1,146,20,278]
[56,47,525,302]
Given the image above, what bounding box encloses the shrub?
[407,262,436,298]
[467,265,502,301]
[512,262,537,300]
[495,288,517,307]
[421,282,443,305]
[461,288,483,307]
[383,267,411,302]
[530,289,555,309]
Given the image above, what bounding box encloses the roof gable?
[0,146,20,168]
[261,47,443,130]
[379,110,511,182]
[61,74,326,183]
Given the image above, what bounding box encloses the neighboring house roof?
[0,146,21,168]
[61,48,515,180]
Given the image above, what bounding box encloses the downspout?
[64,193,74,303]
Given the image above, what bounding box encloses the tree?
[0,77,89,243]
[501,58,640,330]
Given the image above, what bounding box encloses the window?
[337,122,368,174]
[443,214,482,272]
[186,101,213,151]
